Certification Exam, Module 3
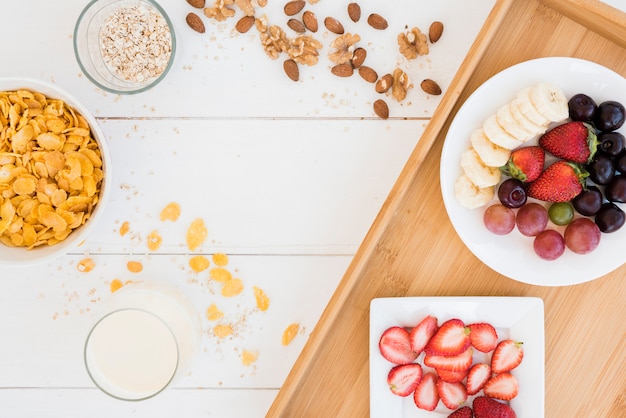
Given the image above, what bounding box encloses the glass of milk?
[84,281,202,401]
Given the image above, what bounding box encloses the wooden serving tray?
[268,0,626,417]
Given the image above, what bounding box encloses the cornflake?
[110,278,124,293]
[77,257,95,273]
[241,350,259,366]
[189,255,210,273]
[210,266,232,283]
[146,229,162,251]
[206,303,224,321]
[213,324,233,338]
[186,218,207,251]
[221,278,244,297]
[212,252,228,266]
[159,202,180,222]
[119,221,130,236]
[253,286,270,311]
[282,323,300,346]
[126,260,143,273]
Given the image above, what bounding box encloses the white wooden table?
[6,1,621,416]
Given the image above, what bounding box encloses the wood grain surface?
[268,0,626,416]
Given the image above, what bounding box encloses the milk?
[84,282,202,401]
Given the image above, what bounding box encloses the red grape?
[564,218,601,254]
[533,229,565,261]
[516,203,548,237]
[483,204,515,235]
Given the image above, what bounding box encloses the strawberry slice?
[491,339,524,373]
[448,406,473,418]
[483,372,519,401]
[387,363,423,397]
[473,396,517,418]
[425,318,471,356]
[437,380,468,410]
[413,372,439,411]
[466,363,491,395]
[468,322,498,352]
[436,368,469,384]
[410,315,438,354]
[379,326,418,365]
[424,346,473,372]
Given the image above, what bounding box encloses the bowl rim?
[0,77,112,265]
[73,0,177,95]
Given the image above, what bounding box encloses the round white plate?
[440,57,626,286]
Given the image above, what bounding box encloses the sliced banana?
[460,148,501,188]
[514,87,551,127]
[529,82,569,123]
[496,103,535,142]
[510,96,547,137]
[454,173,494,209]
[470,128,510,167]
[483,114,524,150]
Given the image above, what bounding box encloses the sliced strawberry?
[448,406,474,418]
[410,315,438,354]
[436,368,469,383]
[468,322,498,352]
[483,372,519,401]
[425,318,471,356]
[437,380,468,410]
[379,326,418,365]
[466,363,491,395]
[491,339,524,373]
[387,363,423,397]
[413,372,439,411]
[424,346,473,372]
[473,395,517,418]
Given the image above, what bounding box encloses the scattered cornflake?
[210,267,232,283]
[110,278,124,293]
[147,230,162,251]
[206,303,224,321]
[241,350,259,367]
[212,252,229,266]
[119,221,130,236]
[127,260,144,273]
[77,258,95,273]
[253,286,270,311]
[160,202,181,222]
[282,323,300,346]
[186,218,208,251]
[213,324,234,338]
[189,255,210,273]
[221,278,244,297]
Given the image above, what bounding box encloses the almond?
[186,0,205,8]
[302,11,318,32]
[324,17,345,34]
[283,59,300,82]
[375,73,393,94]
[235,15,255,33]
[420,79,442,95]
[351,47,367,68]
[287,18,306,33]
[373,99,389,119]
[331,63,354,77]
[186,12,205,34]
[358,66,378,83]
[367,13,388,30]
[347,3,361,22]
[284,0,305,16]
[429,21,444,43]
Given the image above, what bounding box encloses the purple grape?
[572,185,603,216]
[483,204,516,235]
[568,93,597,122]
[516,203,548,237]
[598,131,625,157]
[595,202,625,233]
[605,174,626,203]
[564,218,601,254]
[594,100,625,131]
[497,178,527,208]
[533,229,565,261]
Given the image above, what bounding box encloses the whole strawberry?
[538,121,598,164]
[500,146,545,183]
[473,396,516,418]
[526,161,588,202]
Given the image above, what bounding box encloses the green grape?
[548,202,575,226]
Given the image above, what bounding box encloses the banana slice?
[496,103,535,142]
[460,148,501,187]
[515,87,551,127]
[510,96,547,137]
[454,173,494,209]
[483,114,524,150]
[470,128,511,167]
[529,83,569,122]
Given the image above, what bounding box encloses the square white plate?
[370,297,544,417]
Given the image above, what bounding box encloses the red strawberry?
[466,363,491,395]
[413,372,440,411]
[387,363,423,397]
[437,368,469,383]
[379,326,418,365]
[448,406,474,418]
[425,346,473,372]
[491,340,524,373]
[500,145,545,182]
[410,315,439,354]
[526,160,588,202]
[468,322,498,353]
[425,318,471,356]
[538,121,598,163]
[483,372,519,401]
[437,380,468,410]
[473,396,517,418]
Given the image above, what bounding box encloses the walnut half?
[328,33,361,65]
[398,27,429,60]
[391,68,412,102]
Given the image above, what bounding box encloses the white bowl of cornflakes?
[0,78,111,265]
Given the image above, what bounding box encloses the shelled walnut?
[256,16,289,59]
[235,0,267,16]
[204,0,236,21]
[398,27,429,60]
[288,36,323,66]
[328,33,361,65]
[391,68,412,102]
